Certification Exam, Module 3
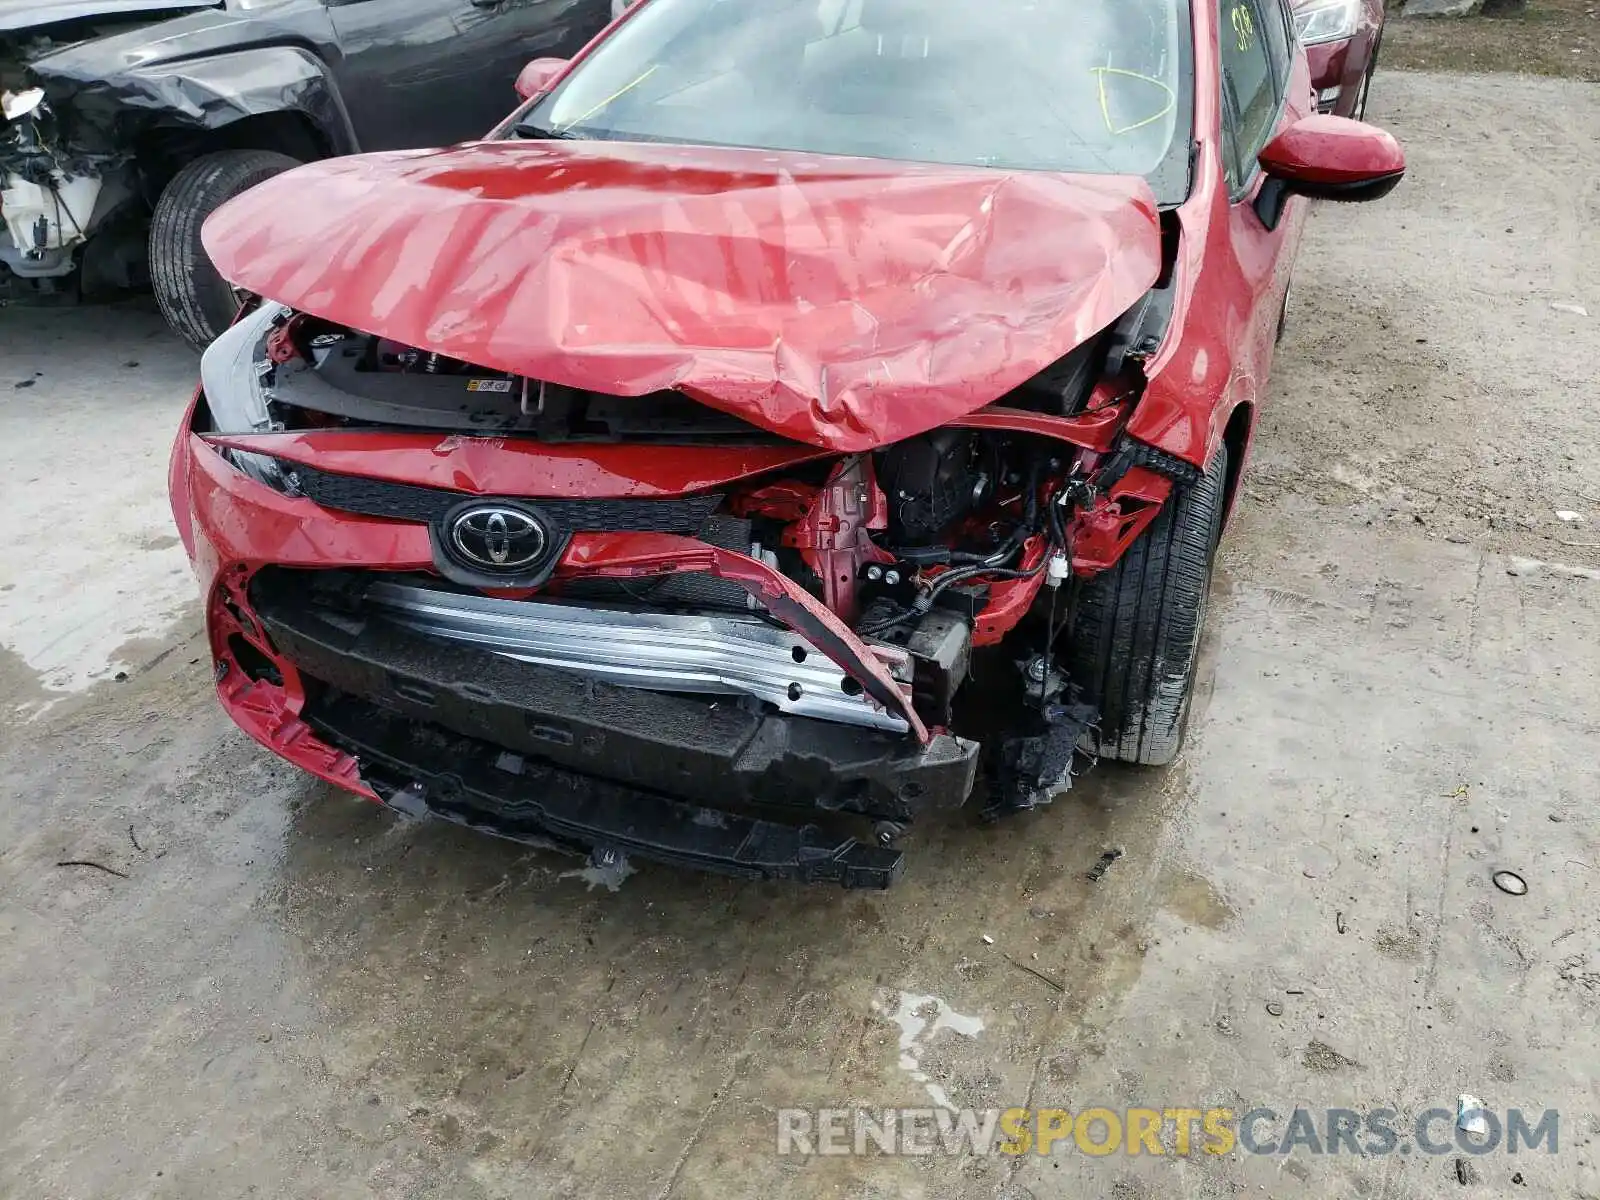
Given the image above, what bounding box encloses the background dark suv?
[2,0,613,347]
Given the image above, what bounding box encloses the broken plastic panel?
[1,87,44,120]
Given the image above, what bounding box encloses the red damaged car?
[169,0,1404,887]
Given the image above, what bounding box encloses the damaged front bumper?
[253,574,978,888]
[251,568,978,825]
[178,431,981,887]
[314,694,913,888]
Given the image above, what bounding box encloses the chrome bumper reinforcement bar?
[364,582,914,733]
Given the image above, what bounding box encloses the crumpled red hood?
[204,139,1162,451]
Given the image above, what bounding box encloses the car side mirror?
[1260,113,1405,201]
[515,57,569,101]
[1252,114,1404,231]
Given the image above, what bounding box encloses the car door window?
[1218,0,1278,189]
[1260,0,1295,97]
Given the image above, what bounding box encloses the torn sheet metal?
[18,34,356,158]
[202,139,1164,453]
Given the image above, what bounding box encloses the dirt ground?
[1385,0,1600,83]
[2,70,1600,1199]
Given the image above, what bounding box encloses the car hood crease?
[203,139,1164,451]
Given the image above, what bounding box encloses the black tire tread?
[149,150,300,351]
[1067,445,1228,766]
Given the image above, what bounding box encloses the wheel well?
[1219,402,1254,526]
[137,112,331,204]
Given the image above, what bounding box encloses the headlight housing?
[1295,0,1362,45]
[198,302,295,492]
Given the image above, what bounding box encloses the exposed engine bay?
[222,307,1124,440]
[260,322,781,442]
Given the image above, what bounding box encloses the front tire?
[1065,444,1228,766]
[149,150,300,351]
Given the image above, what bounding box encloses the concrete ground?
[2,71,1598,1199]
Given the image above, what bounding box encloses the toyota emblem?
[447,504,548,571]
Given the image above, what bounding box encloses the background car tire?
[149,150,300,351]
[1065,443,1228,767]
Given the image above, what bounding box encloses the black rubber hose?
[857,560,1049,639]
[948,461,1044,567]
[860,462,1052,639]
[1047,489,1068,549]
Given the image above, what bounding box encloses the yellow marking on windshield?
[1091,67,1177,135]
[559,64,660,130]
[1231,3,1256,52]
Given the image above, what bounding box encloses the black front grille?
[283,462,722,533]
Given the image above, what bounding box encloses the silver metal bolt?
[866,565,884,582]
[884,569,902,586]
[1025,656,1050,683]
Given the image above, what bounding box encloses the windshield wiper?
[516,121,587,141]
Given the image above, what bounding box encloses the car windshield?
[519,0,1193,202]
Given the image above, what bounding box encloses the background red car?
[1293,0,1387,118]
[171,0,1405,886]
